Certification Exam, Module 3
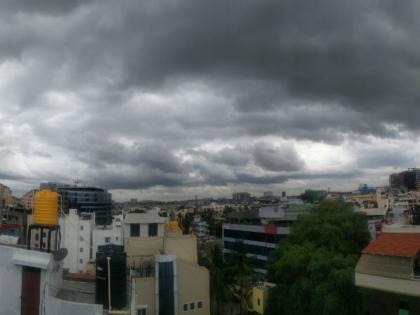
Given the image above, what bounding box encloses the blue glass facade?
[60,187,112,225]
[40,183,113,225]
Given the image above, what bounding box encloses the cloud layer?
[0,0,419,200]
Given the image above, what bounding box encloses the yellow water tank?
[33,190,58,225]
[166,220,181,232]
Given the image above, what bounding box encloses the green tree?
[225,241,256,315]
[178,212,193,234]
[201,246,231,315]
[266,200,370,315]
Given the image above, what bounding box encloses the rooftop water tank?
[95,244,127,309]
[33,190,58,225]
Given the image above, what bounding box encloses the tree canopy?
[266,200,370,315]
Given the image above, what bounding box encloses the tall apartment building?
[40,183,113,225]
[389,168,420,192]
[124,211,210,315]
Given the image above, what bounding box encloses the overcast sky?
[1,0,419,201]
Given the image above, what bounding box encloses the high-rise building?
[40,183,113,225]
[232,192,251,204]
[389,169,420,192]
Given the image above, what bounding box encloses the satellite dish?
[52,248,68,261]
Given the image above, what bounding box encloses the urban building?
[250,282,276,315]
[232,192,251,204]
[223,223,287,275]
[59,210,94,273]
[355,229,420,314]
[224,202,312,275]
[56,210,124,274]
[0,240,103,315]
[124,211,210,315]
[389,168,420,192]
[40,183,113,225]
[192,215,209,238]
[20,189,36,210]
[0,183,15,208]
[92,214,123,259]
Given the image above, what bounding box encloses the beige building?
[0,183,16,208]
[20,189,36,210]
[124,211,210,315]
[249,282,275,315]
[355,228,420,314]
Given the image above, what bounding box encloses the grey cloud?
[253,142,305,172]
[1,0,419,197]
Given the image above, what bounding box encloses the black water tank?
[95,244,127,309]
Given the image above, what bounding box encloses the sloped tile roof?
[363,233,420,257]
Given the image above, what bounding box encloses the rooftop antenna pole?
[107,256,112,312]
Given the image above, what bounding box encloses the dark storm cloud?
[1,0,419,195]
[253,142,305,172]
[3,0,91,15]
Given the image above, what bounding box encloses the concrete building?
[389,168,420,192]
[40,183,113,226]
[222,223,287,275]
[59,210,94,273]
[58,210,124,274]
[192,216,209,238]
[224,203,312,275]
[124,211,210,315]
[0,183,16,208]
[250,282,275,315]
[0,242,102,315]
[355,230,420,314]
[92,214,123,259]
[232,192,251,204]
[20,189,36,210]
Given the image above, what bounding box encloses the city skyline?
[1,0,420,201]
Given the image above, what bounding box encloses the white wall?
[0,245,23,315]
[0,243,104,315]
[60,210,93,273]
[92,226,123,259]
[259,205,285,219]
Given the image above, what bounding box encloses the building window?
[137,308,147,315]
[197,301,203,309]
[257,298,261,306]
[189,303,195,310]
[80,225,84,231]
[105,237,111,243]
[80,236,84,242]
[35,234,39,241]
[148,223,158,237]
[79,258,83,264]
[79,248,83,253]
[131,224,140,237]
[183,304,188,311]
